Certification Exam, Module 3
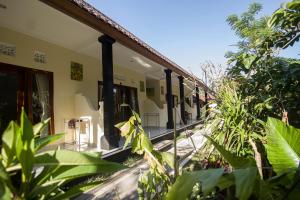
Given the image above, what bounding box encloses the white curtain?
[35,73,50,137]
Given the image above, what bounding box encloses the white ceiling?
[0,0,173,80]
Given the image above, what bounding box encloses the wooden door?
[0,63,54,136]
[0,66,25,136]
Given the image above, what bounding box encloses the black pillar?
[178,76,187,124]
[98,35,119,150]
[196,86,201,120]
[205,91,209,117]
[165,69,174,129]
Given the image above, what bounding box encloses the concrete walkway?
[76,127,207,200]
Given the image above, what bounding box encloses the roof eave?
[40,0,213,93]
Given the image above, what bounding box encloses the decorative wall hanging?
[71,61,83,81]
[140,81,145,92]
[34,51,46,63]
[0,42,16,56]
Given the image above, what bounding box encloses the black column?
[165,69,174,129]
[178,76,187,124]
[98,35,119,150]
[205,91,209,117]
[196,86,201,120]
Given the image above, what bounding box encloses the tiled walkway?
[75,125,207,200]
[144,119,199,139]
[59,120,201,154]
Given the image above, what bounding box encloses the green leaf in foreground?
[34,150,126,170]
[34,133,64,152]
[234,167,257,200]
[165,169,224,200]
[48,181,102,200]
[264,117,300,175]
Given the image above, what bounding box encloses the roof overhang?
[40,0,213,94]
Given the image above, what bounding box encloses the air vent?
[34,51,46,63]
[0,42,16,56]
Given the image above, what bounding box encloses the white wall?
[0,27,147,139]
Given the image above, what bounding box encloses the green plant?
[115,110,173,199]
[166,117,300,200]
[0,109,125,200]
[208,80,266,177]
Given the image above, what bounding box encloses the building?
[0,0,213,152]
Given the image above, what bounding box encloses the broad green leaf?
[120,121,134,137]
[50,164,123,180]
[20,108,34,142]
[34,133,64,152]
[264,117,300,174]
[33,118,50,136]
[0,181,12,200]
[31,164,124,196]
[123,129,133,149]
[286,169,300,200]
[48,181,102,200]
[165,169,224,200]
[115,121,126,129]
[29,179,65,199]
[242,54,257,69]
[34,150,126,168]
[151,151,174,169]
[268,9,284,27]
[160,152,174,169]
[205,135,255,168]
[132,132,153,154]
[216,173,235,190]
[286,0,300,10]
[234,167,257,200]
[0,161,9,181]
[30,165,60,188]
[133,111,142,123]
[1,121,19,167]
[18,108,34,181]
[0,158,13,200]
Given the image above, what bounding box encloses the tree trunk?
[249,138,263,179]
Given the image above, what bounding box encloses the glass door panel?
[0,70,24,136]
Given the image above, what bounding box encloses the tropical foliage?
[164,1,300,199]
[225,1,300,127]
[114,2,299,199]
[166,118,300,200]
[0,109,125,200]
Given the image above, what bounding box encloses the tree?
[225,2,300,127]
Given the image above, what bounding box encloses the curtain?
[34,73,50,137]
[129,88,139,114]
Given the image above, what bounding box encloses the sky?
[86,0,299,79]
